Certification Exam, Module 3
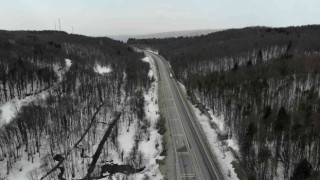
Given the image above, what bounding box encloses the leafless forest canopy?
[0,30,160,179]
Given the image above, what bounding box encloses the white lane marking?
[172,71,222,179]
[150,52,197,179]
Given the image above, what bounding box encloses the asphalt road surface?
[145,51,223,180]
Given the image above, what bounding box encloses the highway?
[145,51,223,180]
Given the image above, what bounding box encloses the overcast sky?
[0,0,319,36]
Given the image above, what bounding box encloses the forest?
[129,25,320,179]
[0,30,163,179]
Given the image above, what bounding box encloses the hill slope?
[0,30,164,179]
[130,25,320,179]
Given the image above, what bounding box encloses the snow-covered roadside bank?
[97,56,163,180]
[133,47,159,55]
[178,82,240,180]
[134,56,164,179]
[191,106,239,179]
[146,48,159,55]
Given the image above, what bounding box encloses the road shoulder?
[152,53,177,180]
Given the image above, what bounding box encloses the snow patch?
[225,139,240,152]
[146,48,159,54]
[53,59,73,81]
[141,56,150,63]
[148,70,154,78]
[142,57,154,79]
[7,154,42,180]
[65,59,72,68]
[209,111,225,133]
[118,123,135,158]
[136,56,163,179]
[0,134,50,180]
[0,103,17,125]
[0,86,50,127]
[94,65,112,74]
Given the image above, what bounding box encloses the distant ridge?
[110,29,222,42]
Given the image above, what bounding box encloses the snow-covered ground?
[0,92,51,179]
[178,82,240,180]
[53,58,73,81]
[0,59,73,179]
[94,64,112,74]
[3,147,43,180]
[65,59,72,68]
[0,56,164,180]
[113,56,163,180]
[0,90,48,127]
[97,56,163,180]
[192,106,239,179]
[0,102,16,125]
[137,56,163,179]
[0,59,72,127]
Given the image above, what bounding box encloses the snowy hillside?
[131,25,320,179]
[0,31,164,180]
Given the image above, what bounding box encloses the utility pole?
[58,18,61,31]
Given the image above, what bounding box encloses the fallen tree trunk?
[83,113,122,179]
[40,103,105,180]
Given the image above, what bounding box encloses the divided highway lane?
[145,51,223,180]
